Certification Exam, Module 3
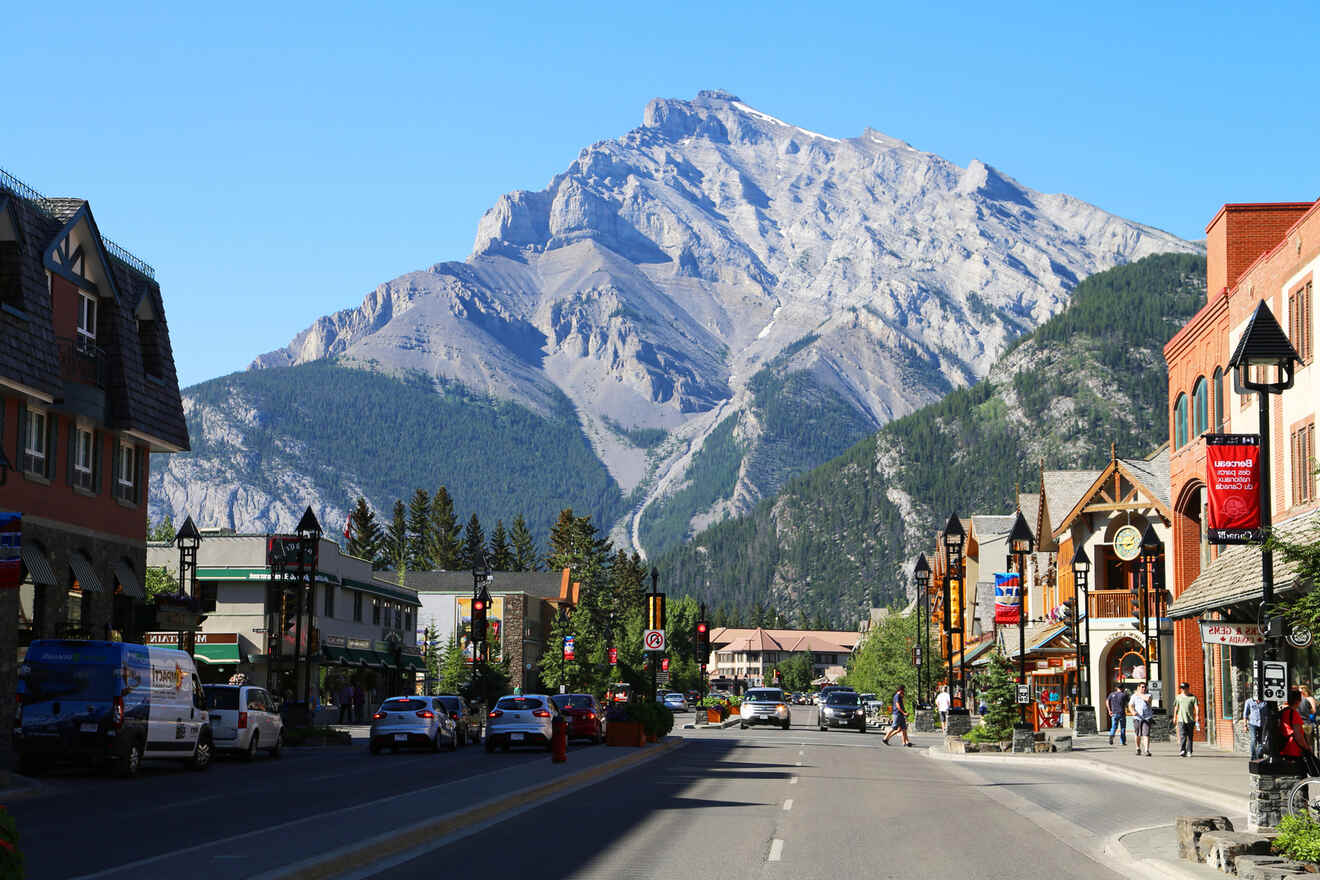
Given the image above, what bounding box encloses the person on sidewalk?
[1281,689,1320,775]
[935,687,951,730]
[1244,690,1267,760]
[1106,685,1129,746]
[1174,682,1200,756]
[883,685,911,747]
[352,683,365,723]
[337,682,353,724]
[1130,682,1154,756]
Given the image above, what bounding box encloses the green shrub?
[1274,814,1320,863]
[964,725,1009,744]
[627,702,674,738]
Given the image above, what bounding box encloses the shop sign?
[1199,621,1264,646]
[1063,658,1077,670]
[1288,625,1314,649]
[146,632,238,645]
[1205,435,1263,543]
[1048,657,1063,668]
[323,634,347,648]
[1035,660,1049,670]
[347,638,371,651]
[0,513,19,590]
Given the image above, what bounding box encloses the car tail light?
[113,695,124,729]
[238,711,248,729]
[586,711,595,720]
[488,709,503,718]
[532,709,551,718]
[450,712,459,720]
[373,712,387,720]
[416,710,434,719]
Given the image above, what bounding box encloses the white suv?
[204,685,284,759]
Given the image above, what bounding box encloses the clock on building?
[1113,524,1142,561]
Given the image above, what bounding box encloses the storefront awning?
[113,560,144,599]
[20,546,57,586]
[70,553,105,593]
[350,649,382,668]
[1168,509,1320,620]
[321,645,354,665]
[400,654,426,672]
[194,642,241,664]
[1002,623,1072,660]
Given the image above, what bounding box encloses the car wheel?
[448,732,458,752]
[244,731,259,761]
[369,741,382,755]
[740,722,747,730]
[190,734,213,771]
[782,720,791,731]
[431,733,441,753]
[484,738,496,753]
[268,729,283,758]
[113,740,142,778]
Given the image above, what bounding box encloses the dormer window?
[138,318,164,378]
[77,291,97,351]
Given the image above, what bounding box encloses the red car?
[551,693,605,744]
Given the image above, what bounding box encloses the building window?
[404,608,412,632]
[1293,422,1317,506]
[1290,281,1314,364]
[353,591,363,622]
[138,318,165,378]
[324,586,335,618]
[23,408,47,475]
[1212,367,1225,432]
[372,598,381,625]
[76,291,97,350]
[1192,377,1208,437]
[0,239,21,312]
[1174,394,1189,448]
[200,582,218,614]
[72,426,93,490]
[1220,645,1234,720]
[114,441,138,503]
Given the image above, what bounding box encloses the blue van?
[16,640,213,777]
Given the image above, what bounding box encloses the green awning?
[321,645,352,665]
[400,654,426,672]
[194,642,241,664]
[349,649,381,668]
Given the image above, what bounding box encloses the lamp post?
[650,566,659,704]
[557,604,569,694]
[914,554,932,708]
[942,514,965,719]
[295,507,322,706]
[174,516,202,657]
[1008,511,1035,727]
[1228,301,1300,769]
[1139,523,1164,697]
[1071,543,1095,734]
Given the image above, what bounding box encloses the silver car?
[369,696,457,754]
[204,684,285,759]
[660,692,688,712]
[740,687,791,730]
[485,694,557,752]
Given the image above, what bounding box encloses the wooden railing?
[1088,590,1161,619]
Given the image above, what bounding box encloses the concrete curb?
[266,737,687,880]
[1103,825,1212,880]
[924,746,1247,818]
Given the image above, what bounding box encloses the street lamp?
[1228,300,1300,768]
[1139,523,1164,692]
[1008,511,1035,727]
[1071,543,1094,732]
[942,514,965,719]
[174,516,202,657]
[914,554,932,708]
[295,507,322,707]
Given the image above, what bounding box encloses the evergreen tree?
[488,520,514,571]
[510,514,540,572]
[406,489,433,570]
[422,621,441,695]
[810,611,830,631]
[147,514,175,543]
[538,611,582,691]
[346,497,385,567]
[714,604,732,628]
[385,499,408,572]
[460,514,487,570]
[976,650,1020,740]
[428,487,463,570]
[438,633,467,695]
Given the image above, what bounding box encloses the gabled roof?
[1018,494,1041,540]
[709,627,860,653]
[970,515,1014,538]
[1052,447,1172,539]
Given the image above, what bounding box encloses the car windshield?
[21,664,115,704]
[204,686,240,710]
[496,697,544,710]
[553,695,593,709]
[745,690,783,702]
[381,699,426,711]
[826,693,860,706]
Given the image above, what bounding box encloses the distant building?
[707,627,861,688]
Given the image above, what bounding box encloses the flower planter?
[706,708,724,724]
[606,721,645,747]
[646,732,658,743]
[728,705,740,716]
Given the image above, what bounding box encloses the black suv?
[818,690,866,732]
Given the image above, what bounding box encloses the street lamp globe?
[1008,511,1035,556]
[913,553,931,591]
[942,514,965,566]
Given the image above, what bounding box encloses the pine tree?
[488,520,513,571]
[406,489,433,571]
[977,650,1020,740]
[460,514,487,571]
[538,611,582,691]
[510,514,540,572]
[385,499,408,572]
[422,621,441,695]
[346,497,385,568]
[147,514,175,543]
[438,633,466,695]
[428,487,463,570]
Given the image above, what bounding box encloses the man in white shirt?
[935,687,952,729]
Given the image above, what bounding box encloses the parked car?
[660,692,688,712]
[605,682,632,704]
[685,690,701,707]
[551,693,605,743]
[818,690,866,732]
[434,695,481,747]
[16,639,213,777]
[485,694,557,752]
[369,696,457,754]
[204,684,284,759]
[740,688,791,730]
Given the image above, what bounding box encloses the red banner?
[1206,434,1262,543]
[0,512,19,590]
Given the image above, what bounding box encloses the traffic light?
[472,591,489,644]
[696,620,710,663]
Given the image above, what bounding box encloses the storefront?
[145,632,246,683]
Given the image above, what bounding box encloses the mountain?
[657,252,1207,626]
[151,90,1198,544]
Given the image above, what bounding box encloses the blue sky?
[3,2,1317,387]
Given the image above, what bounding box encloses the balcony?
[1088,589,1165,620]
[57,335,106,389]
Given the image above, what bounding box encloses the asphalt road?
[359,706,1146,880]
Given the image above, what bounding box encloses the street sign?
[1149,680,1162,697]
[1288,625,1313,649]
[1263,661,1289,703]
[912,646,921,666]
[1015,684,1031,704]
[1199,622,1265,646]
[644,629,666,652]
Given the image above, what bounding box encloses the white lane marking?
[782,799,793,811]
[768,839,784,861]
[795,761,802,766]
[788,776,798,785]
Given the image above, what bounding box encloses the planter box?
[728,705,740,716]
[606,721,645,747]
[706,708,724,724]
[646,733,658,743]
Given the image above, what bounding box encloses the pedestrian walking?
[1301,685,1318,721]
[1281,689,1320,775]
[1130,682,1154,756]
[883,686,911,747]
[1174,682,1200,756]
[935,687,951,730]
[1243,690,1266,760]
[352,683,365,723]
[1106,685,1129,746]
[337,682,353,724]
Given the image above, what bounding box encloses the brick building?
[0,168,188,752]
[1165,200,1319,749]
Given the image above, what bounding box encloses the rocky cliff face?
[155,90,1197,543]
